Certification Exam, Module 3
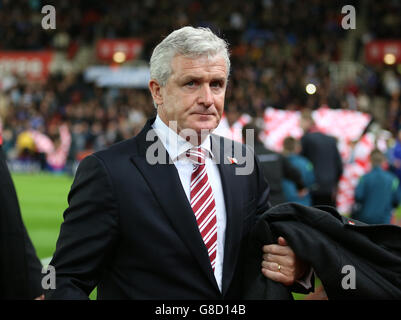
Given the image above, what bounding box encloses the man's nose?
[198,84,213,107]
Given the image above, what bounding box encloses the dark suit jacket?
[244,203,401,299]
[301,131,343,195]
[45,118,271,299]
[254,143,304,206]
[0,146,43,299]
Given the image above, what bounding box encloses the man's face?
[149,54,227,139]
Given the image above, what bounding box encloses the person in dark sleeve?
[0,131,44,299]
[242,122,306,207]
[353,149,401,224]
[299,110,343,208]
[282,136,315,206]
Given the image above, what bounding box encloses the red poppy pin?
[227,156,238,164]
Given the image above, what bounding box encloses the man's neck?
[157,117,211,147]
[179,132,210,146]
[152,115,213,160]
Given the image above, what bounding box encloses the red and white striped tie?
[187,147,217,271]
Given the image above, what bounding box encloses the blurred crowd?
[0,0,401,176]
[0,73,154,171]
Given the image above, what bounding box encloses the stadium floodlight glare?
[383,53,396,65]
[306,83,317,95]
[113,51,127,64]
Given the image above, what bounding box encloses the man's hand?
[261,236,308,286]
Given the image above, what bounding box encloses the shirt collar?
[152,115,214,161]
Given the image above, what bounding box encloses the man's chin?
[194,121,218,134]
[178,121,217,142]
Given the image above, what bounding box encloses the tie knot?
[186,147,207,165]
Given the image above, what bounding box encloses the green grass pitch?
[12,172,73,260]
[12,172,99,299]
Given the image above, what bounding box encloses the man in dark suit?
[300,110,343,207]
[45,26,310,299]
[0,133,44,299]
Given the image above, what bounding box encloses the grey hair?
[149,26,231,87]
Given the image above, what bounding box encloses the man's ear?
[148,79,163,106]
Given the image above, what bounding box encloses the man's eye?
[211,81,223,88]
[186,81,196,87]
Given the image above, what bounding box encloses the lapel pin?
[227,156,238,164]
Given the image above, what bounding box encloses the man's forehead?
[170,54,228,77]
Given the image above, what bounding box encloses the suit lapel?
[211,135,244,296]
[130,119,220,293]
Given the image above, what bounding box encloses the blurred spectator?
[299,110,343,207]
[242,121,305,207]
[282,136,315,206]
[353,149,401,224]
[390,128,401,185]
[16,131,36,159]
[366,1,401,39]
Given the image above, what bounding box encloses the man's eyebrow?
[210,77,226,82]
[181,75,227,82]
[181,75,202,82]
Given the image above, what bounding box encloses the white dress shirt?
[152,115,226,292]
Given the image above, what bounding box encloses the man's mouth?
[192,112,214,116]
